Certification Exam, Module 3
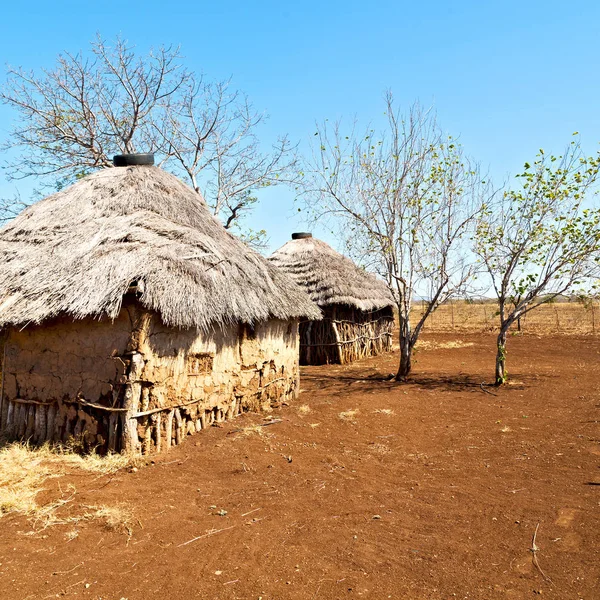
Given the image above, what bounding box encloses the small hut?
[0,155,321,454]
[269,233,395,365]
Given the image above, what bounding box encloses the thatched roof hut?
[269,233,394,364]
[0,157,321,453]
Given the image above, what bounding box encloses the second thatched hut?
[269,233,395,365]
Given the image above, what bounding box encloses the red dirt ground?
[0,333,599,600]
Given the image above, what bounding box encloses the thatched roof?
[269,234,394,312]
[0,166,321,330]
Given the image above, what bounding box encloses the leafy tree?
[300,93,488,380]
[0,35,296,245]
[475,138,600,384]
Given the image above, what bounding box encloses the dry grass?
[373,408,395,416]
[236,424,270,438]
[0,445,52,516]
[297,404,311,415]
[413,300,600,335]
[338,409,360,422]
[416,340,475,350]
[0,442,136,532]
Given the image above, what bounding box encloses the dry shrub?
[82,505,136,537]
[297,404,311,415]
[338,409,359,422]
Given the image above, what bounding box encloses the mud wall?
[133,316,300,454]
[0,311,131,448]
[0,304,300,454]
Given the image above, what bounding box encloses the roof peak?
[291,232,312,240]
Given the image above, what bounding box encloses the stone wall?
[0,302,300,454]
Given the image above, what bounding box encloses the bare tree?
[474,138,600,385]
[301,93,488,380]
[0,192,27,224]
[0,35,296,243]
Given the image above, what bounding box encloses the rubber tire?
[113,153,155,167]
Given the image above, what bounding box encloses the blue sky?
[1,0,599,253]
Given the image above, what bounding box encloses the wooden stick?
[132,398,201,419]
[531,522,552,583]
[9,397,127,412]
[177,525,236,547]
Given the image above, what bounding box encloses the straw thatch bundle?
[269,234,394,364]
[269,234,394,312]
[0,167,321,330]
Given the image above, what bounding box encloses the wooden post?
[153,412,162,453]
[73,416,84,439]
[16,403,26,437]
[227,399,236,420]
[107,413,118,453]
[0,334,6,436]
[5,401,14,437]
[122,352,144,453]
[25,405,35,439]
[141,387,152,454]
[305,321,313,364]
[165,409,174,449]
[120,308,151,454]
[174,409,182,445]
[34,404,47,445]
[46,404,56,443]
[330,307,344,365]
[52,406,64,442]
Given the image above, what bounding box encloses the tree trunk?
[495,329,508,386]
[396,315,412,380]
